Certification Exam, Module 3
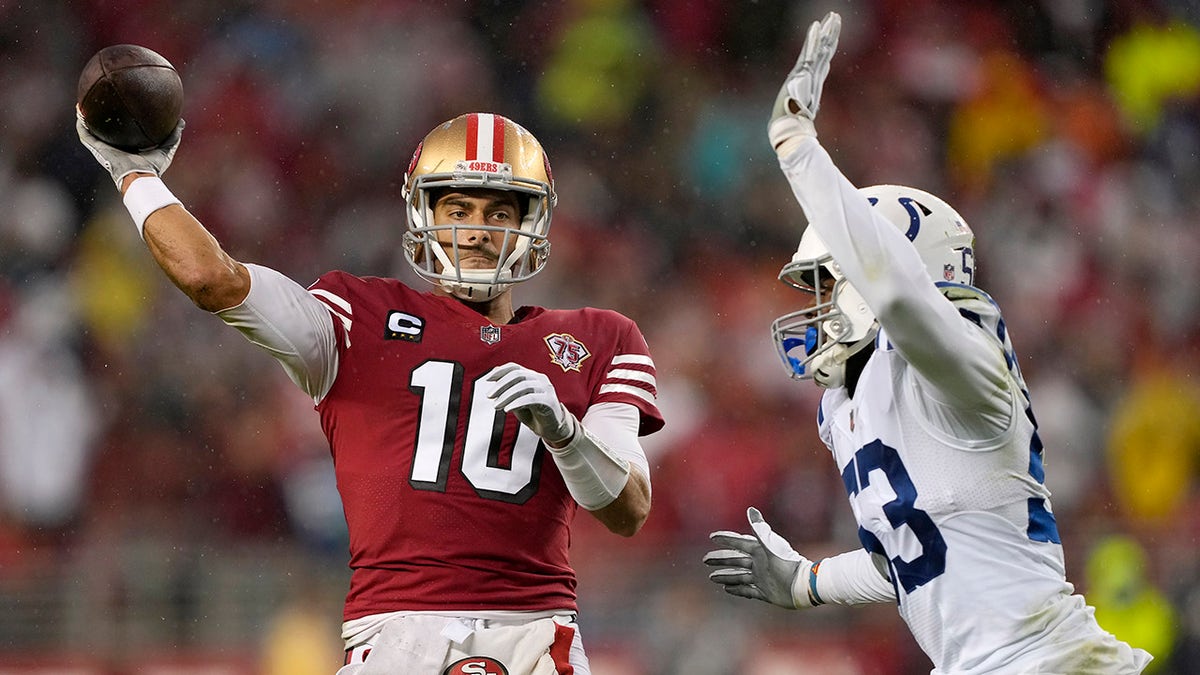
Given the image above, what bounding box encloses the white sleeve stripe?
[606,368,656,385]
[332,313,352,348]
[318,302,352,329]
[611,354,654,367]
[309,288,353,315]
[599,383,656,404]
[308,291,353,347]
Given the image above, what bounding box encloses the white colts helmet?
[772,184,976,388]
[402,112,557,301]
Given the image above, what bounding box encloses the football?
[77,44,183,151]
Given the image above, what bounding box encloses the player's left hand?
[704,507,818,609]
[769,11,841,157]
[485,362,575,446]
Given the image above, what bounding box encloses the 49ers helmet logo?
[443,656,510,675]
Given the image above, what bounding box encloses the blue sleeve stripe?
[1027,431,1046,483]
[957,308,983,328]
[1027,497,1061,544]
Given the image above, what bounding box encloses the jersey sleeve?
[216,263,340,402]
[777,137,1012,416]
[813,548,896,606]
[594,317,665,436]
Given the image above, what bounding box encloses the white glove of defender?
[704,507,820,609]
[485,362,575,446]
[769,11,841,157]
[76,110,185,188]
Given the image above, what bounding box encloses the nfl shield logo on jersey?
[943,264,955,281]
[444,656,510,675]
[545,332,591,372]
[480,325,502,345]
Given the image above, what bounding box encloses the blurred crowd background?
[1,0,1198,673]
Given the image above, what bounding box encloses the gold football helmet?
[401,113,557,301]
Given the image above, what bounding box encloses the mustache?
[452,243,500,263]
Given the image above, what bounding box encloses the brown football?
[77,44,183,151]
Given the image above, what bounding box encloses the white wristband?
[122,176,181,238]
[547,416,631,511]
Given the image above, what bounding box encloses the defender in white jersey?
[703,12,1151,674]
[76,110,664,675]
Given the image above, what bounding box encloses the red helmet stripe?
[465,113,480,160]
[491,113,505,161]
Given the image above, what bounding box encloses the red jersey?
[308,271,663,620]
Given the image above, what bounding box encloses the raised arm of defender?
[768,13,1011,412]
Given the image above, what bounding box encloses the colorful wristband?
[808,559,825,606]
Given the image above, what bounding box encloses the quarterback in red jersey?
[77,110,663,674]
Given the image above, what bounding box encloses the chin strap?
[441,278,509,302]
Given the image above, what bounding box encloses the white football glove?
[76,109,185,188]
[704,507,820,609]
[484,362,575,446]
[769,11,841,157]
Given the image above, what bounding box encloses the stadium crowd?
[0,0,1197,672]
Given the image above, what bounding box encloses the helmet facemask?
[404,172,551,301]
[771,250,878,389]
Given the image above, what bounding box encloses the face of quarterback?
[431,188,524,273]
